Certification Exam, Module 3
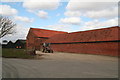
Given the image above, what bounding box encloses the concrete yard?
[2,51,118,78]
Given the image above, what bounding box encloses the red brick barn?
[26,28,67,50]
[45,26,120,56]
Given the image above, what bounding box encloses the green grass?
[2,48,34,59]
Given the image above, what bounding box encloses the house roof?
[45,26,119,43]
[14,39,26,44]
[15,39,26,44]
[7,41,14,45]
[30,28,68,37]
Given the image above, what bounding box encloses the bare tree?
[0,16,16,38]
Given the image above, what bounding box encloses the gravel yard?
[2,51,118,78]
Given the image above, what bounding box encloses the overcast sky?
[0,0,119,42]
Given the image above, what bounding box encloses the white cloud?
[23,0,60,19]
[1,0,119,2]
[63,0,119,2]
[23,0,60,10]
[45,24,72,32]
[37,11,48,19]
[0,5,17,16]
[66,1,118,19]
[64,11,81,17]
[80,18,118,31]
[85,7,118,19]
[60,17,81,25]
[67,2,117,11]
[14,16,33,23]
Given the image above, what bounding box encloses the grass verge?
[2,48,34,59]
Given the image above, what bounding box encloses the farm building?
[26,26,119,56]
[14,39,26,49]
[44,26,119,56]
[26,28,67,50]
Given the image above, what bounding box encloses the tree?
[0,16,16,38]
[2,40,8,43]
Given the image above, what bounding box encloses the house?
[26,28,67,50]
[2,40,26,49]
[2,44,8,48]
[14,39,26,49]
[6,41,14,48]
[44,26,120,56]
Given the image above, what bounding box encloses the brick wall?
[26,30,35,50]
[34,38,48,50]
[50,41,119,56]
[45,26,119,56]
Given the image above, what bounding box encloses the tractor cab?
[42,43,53,53]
